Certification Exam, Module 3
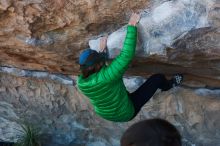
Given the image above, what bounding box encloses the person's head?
[78,48,106,78]
[121,118,181,146]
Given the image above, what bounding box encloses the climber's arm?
[102,13,140,80]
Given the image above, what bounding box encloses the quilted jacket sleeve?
[102,25,137,80]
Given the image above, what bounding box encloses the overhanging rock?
[89,0,220,87]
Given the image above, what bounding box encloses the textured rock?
[209,2,220,27]
[90,0,220,87]
[0,73,220,146]
[143,88,220,146]
[0,0,149,74]
[0,73,120,146]
[0,66,74,85]
[89,0,220,87]
[0,0,220,145]
[90,0,213,55]
[0,0,219,88]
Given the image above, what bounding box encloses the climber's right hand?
[128,12,141,26]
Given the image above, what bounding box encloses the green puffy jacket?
[77,25,137,122]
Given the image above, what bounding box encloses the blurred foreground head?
[121,118,181,146]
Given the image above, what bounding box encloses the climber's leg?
[129,74,183,117]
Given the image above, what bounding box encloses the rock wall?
[89,0,220,87]
[0,73,122,146]
[0,0,219,87]
[0,0,149,74]
[0,73,220,146]
[0,0,220,145]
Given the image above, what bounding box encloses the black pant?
[129,74,172,118]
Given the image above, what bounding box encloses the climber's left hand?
[99,36,108,52]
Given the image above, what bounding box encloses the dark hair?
[81,65,95,78]
[121,118,181,146]
[80,61,104,78]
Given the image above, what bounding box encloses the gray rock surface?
[89,0,220,87]
[0,73,220,146]
[0,0,220,145]
[90,0,214,56]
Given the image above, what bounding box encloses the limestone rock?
[0,0,149,74]
[0,0,219,88]
[0,0,219,145]
[89,0,220,87]
[0,73,220,145]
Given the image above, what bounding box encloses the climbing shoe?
[171,74,183,87]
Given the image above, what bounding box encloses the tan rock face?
[0,0,219,88]
[0,0,149,73]
[0,1,219,145]
[0,73,220,145]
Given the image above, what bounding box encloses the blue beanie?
[79,49,105,68]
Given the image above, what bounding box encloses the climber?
[77,13,183,122]
[120,118,182,146]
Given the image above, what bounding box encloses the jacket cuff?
[127,25,137,32]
